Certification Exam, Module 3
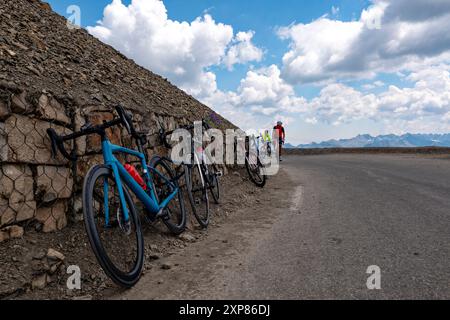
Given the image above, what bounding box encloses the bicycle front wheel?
[83,165,144,288]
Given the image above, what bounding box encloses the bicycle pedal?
[155,208,169,220]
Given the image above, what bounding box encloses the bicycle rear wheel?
[150,156,187,235]
[187,163,210,228]
[206,164,220,204]
[83,165,144,288]
[245,153,267,188]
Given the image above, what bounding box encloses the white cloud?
[223,31,264,70]
[87,0,450,140]
[362,80,385,90]
[278,0,450,85]
[200,65,304,132]
[237,65,294,106]
[307,84,378,125]
[298,65,450,127]
[204,65,308,114]
[331,6,340,16]
[250,106,279,116]
[278,18,363,83]
[310,65,450,130]
[377,66,450,119]
[204,63,450,134]
[209,1,450,138]
[87,0,262,98]
[305,117,318,125]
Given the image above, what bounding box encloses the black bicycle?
[159,120,222,228]
[244,135,267,188]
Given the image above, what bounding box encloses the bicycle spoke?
[91,174,139,274]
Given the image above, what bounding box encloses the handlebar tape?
[46,128,77,161]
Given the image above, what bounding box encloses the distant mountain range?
[286,133,450,149]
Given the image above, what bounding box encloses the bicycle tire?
[206,164,220,204]
[245,155,267,188]
[150,156,187,235]
[187,163,210,228]
[83,165,144,288]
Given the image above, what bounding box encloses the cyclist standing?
[273,121,285,161]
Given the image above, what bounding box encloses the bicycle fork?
[103,162,131,228]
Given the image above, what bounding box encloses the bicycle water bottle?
[124,164,147,191]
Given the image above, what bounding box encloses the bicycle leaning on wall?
[46,105,186,287]
[159,120,222,228]
[236,135,268,188]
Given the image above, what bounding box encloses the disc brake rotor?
[116,207,132,236]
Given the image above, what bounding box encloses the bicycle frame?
[101,139,178,225]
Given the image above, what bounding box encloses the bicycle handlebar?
[46,105,129,161]
[116,105,136,136]
[159,119,212,149]
[47,127,75,161]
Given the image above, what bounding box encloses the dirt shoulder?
[116,168,292,300]
[1,167,284,300]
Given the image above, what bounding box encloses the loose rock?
[8,226,24,239]
[31,274,47,290]
[161,262,172,270]
[47,248,65,262]
[179,233,196,243]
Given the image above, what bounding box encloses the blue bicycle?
[47,105,186,287]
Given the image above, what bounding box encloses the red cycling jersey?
[273,125,285,141]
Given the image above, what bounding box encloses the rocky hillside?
[0,0,233,126]
[0,0,234,239]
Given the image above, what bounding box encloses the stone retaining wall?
[0,0,235,243]
[0,84,216,241]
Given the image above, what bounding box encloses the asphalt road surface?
[120,154,450,300]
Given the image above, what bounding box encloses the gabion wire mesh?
[0,113,72,164]
[0,90,188,233]
[0,93,74,232]
[0,164,36,226]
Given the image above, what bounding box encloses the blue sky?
[47,0,450,144]
[48,0,370,91]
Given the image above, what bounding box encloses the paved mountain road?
[117,154,450,300]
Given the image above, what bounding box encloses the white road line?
[290,185,304,213]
